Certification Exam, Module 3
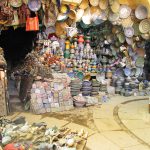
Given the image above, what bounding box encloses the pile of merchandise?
[0,117,87,150]
[7,1,150,113]
[30,73,73,114]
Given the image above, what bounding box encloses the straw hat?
[99,0,108,10]
[108,11,119,22]
[124,27,134,37]
[76,9,84,22]
[10,0,22,7]
[139,19,150,33]
[69,9,76,20]
[90,6,101,15]
[89,0,99,6]
[135,5,148,20]
[79,0,89,10]
[121,16,133,28]
[82,7,91,25]
[119,5,131,19]
[110,0,120,13]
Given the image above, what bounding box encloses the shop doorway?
[0,27,37,112]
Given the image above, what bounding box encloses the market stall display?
[30,73,73,114]
[1,0,150,114]
[0,117,87,150]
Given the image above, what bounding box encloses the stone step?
[9,96,20,102]
[9,101,24,112]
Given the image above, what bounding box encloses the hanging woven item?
[26,13,39,31]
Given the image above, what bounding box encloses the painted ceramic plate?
[124,67,131,76]
[124,27,134,37]
[119,5,131,19]
[28,0,41,12]
[115,68,124,77]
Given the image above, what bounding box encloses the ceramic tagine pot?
[78,34,84,50]
[70,44,75,59]
[64,40,70,59]
[73,36,78,48]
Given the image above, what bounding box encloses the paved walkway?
[6,96,150,150]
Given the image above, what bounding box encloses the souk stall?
[1,0,150,114]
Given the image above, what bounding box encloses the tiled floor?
[6,96,150,150]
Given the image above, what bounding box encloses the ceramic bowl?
[82,81,92,86]
[73,100,86,107]
[82,87,92,91]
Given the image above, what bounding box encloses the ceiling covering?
[119,0,150,8]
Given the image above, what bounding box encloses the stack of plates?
[70,80,82,96]
[100,83,107,92]
[82,81,92,96]
[91,79,100,96]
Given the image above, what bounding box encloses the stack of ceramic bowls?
[124,82,130,90]
[70,79,82,96]
[82,81,92,96]
[100,83,107,92]
[124,82,132,97]
[115,78,124,94]
[91,79,100,96]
